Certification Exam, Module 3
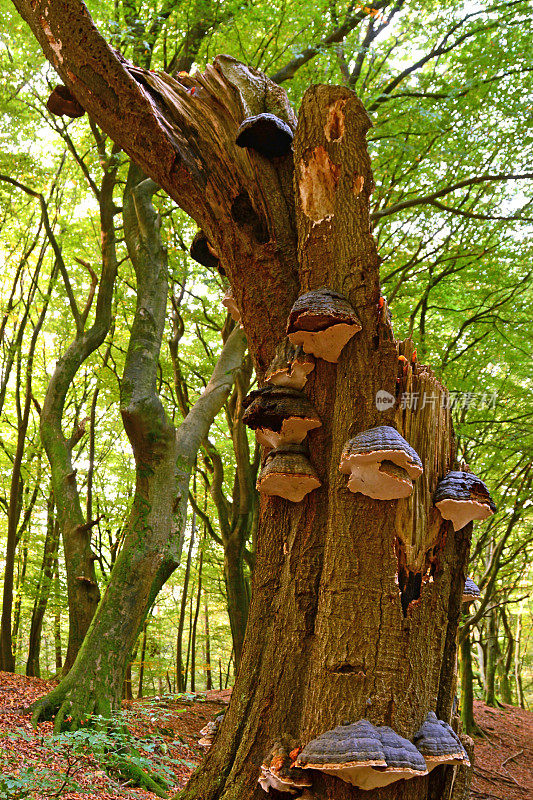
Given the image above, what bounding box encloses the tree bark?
[190,546,204,692]
[484,606,499,706]
[459,626,479,737]
[177,514,196,692]
[26,491,60,676]
[204,596,212,690]
[176,86,464,800]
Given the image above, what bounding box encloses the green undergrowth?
[2,702,199,798]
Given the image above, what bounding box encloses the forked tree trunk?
[10,6,473,797]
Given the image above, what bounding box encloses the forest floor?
[0,673,531,799]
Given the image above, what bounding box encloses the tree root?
[114,756,169,797]
[29,682,170,797]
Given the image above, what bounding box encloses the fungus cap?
[190,230,222,274]
[339,426,423,500]
[257,444,321,502]
[462,577,481,604]
[413,712,470,772]
[286,289,362,363]
[242,387,321,448]
[296,720,427,790]
[265,341,315,390]
[46,85,85,118]
[435,471,496,530]
[236,113,293,158]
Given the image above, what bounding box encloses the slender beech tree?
[28,157,247,729]
[12,3,516,799]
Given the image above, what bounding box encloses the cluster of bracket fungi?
[257,713,471,796]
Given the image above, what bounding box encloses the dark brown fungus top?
[235,112,293,158]
[46,85,85,118]
[413,712,470,772]
[286,289,362,362]
[434,471,496,531]
[339,426,423,500]
[242,387,321,448]
[296,720,427,790]
[257,444,321,502]
[190,230,223,274]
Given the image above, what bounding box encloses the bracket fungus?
[434,471,496,531]
[295,720,428,790]
[198,712,224,749]
[190,230,222,274]
[222,286,241,324]
[235,112,294,158]
[242,387,321,448]
[258,744,313,794]
[46,85,85,118]
[462,576,481,604]
[265,340,315,390]
[339,426,423,500]
[286,289,362,362]
[413,712,470,772]
[257,444,321,502]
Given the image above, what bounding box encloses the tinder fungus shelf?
[286,289,361,362]
[259,744,313,794]
[413,712,470,772]
[235,112,294,158]
[295,720,428,790]
[46,85,85,118]
[434,470,496,530]
[190,230,222,274]
[242,387,321,448]
[462,576,481,604]
[265,340,315,390]
[198,713,224,750]
[257,444,321,502]
[339,426,423,500]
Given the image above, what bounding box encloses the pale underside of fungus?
[286,289,362,363]
[339,426,423,500]
[434,471,496,530]
[255,416,321,449]
[296,720,428,790]
[265,341,315,390]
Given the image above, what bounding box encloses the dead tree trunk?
[11,7,473,797]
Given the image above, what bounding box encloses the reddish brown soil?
[0,673,531,799]
[470,700,533,800]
